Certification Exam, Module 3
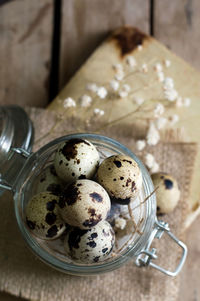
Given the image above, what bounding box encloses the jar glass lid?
[0,105,34,194]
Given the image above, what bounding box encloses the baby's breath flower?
[80,95,92,107]
[157,71,165,82]
[155,117,167,130]
[150,161,160,173]
[164,59,171,67]
[154,63,162,72]
[118,90,128,98]
[183,97,191,107]
[126,56,137,68]
[154,103,165,117]
[110,79,119,91]
[112,63,123,72]
[145,153,155,169]
[115,70,124,81]
[169,114,179,125]
[146,122,160,146]
[114,217,126,230]
[94,108,105,116]
[163,77,174,90]
[96,86,107,99]
[176,96,183,107]
[164,88,178,101]
[137,45,143,51]
[86,83,98,93]
[141,63,148,73]
[133,96,144,105]
[63,97,76,108]
[136,140,146,151]
[122,84,131,93]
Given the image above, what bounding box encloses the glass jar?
[0,106,187,277]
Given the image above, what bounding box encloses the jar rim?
[14,133,156,275]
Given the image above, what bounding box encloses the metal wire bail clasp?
[135,220,187,276]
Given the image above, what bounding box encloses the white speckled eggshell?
[54,139,100,183]
[151,172,180,214]
[64,221,115,263]
[58,179,111,229]
[97,155,142,205]
[35,165,64,195]
[26,192,66,240]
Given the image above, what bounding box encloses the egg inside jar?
[25,138,147,265]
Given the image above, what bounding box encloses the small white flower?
[141,63,148,73]
[110,79,119,91]
[157,71,165,82]
[94,108,105,116]
[146,122,160,146]
[86,83,98,93]
[114,217,127,230]
[155,117,167,130]
[80,95,92,107]
[137,45,143,51]
[164,59,171,67]
[126,56,137,68]
[169,114,179,125]
[122,84,131,93]
[145,153,155,169]
[154,103,165,117]
[112,63,123,72]
[63,97,76,108]
[118,90,128,98]
[183,97,191,107]
[154,63,162,72]
[133,96,144,105]
[115,70,124,81]
[164,89,178,101]
[163,77,174,90]
[176,96,183,107]
[136,140,146,151]
[150,161,160,173]
[96,86,107,99]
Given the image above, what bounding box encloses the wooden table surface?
[0,1,200,300]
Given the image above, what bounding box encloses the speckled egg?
[35,165,64,195]
[54,138,100,183]
[26,192,66,239]
[151,172,180,214]
[58,179,111,229]
[97,155,142,205]
[64,220,115,263]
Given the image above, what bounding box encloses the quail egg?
[35,165,64,195]
[58,179,111,229]
[97,155,142,205]
[54,138,100,183]
[151,172,180,214]
[26,192,66,239]
[64,220,115,263]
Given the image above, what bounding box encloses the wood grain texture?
[0,0,53,107]
[59,0,149,88]
[154,0,200,70]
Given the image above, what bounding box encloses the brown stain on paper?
[111,26,149,57]
[18,3,52,43]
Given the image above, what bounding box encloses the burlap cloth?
[0,108,197,301]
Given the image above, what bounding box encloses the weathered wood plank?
[0,0,53,107]
[154,0,200,70]
[59,0,149,88]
